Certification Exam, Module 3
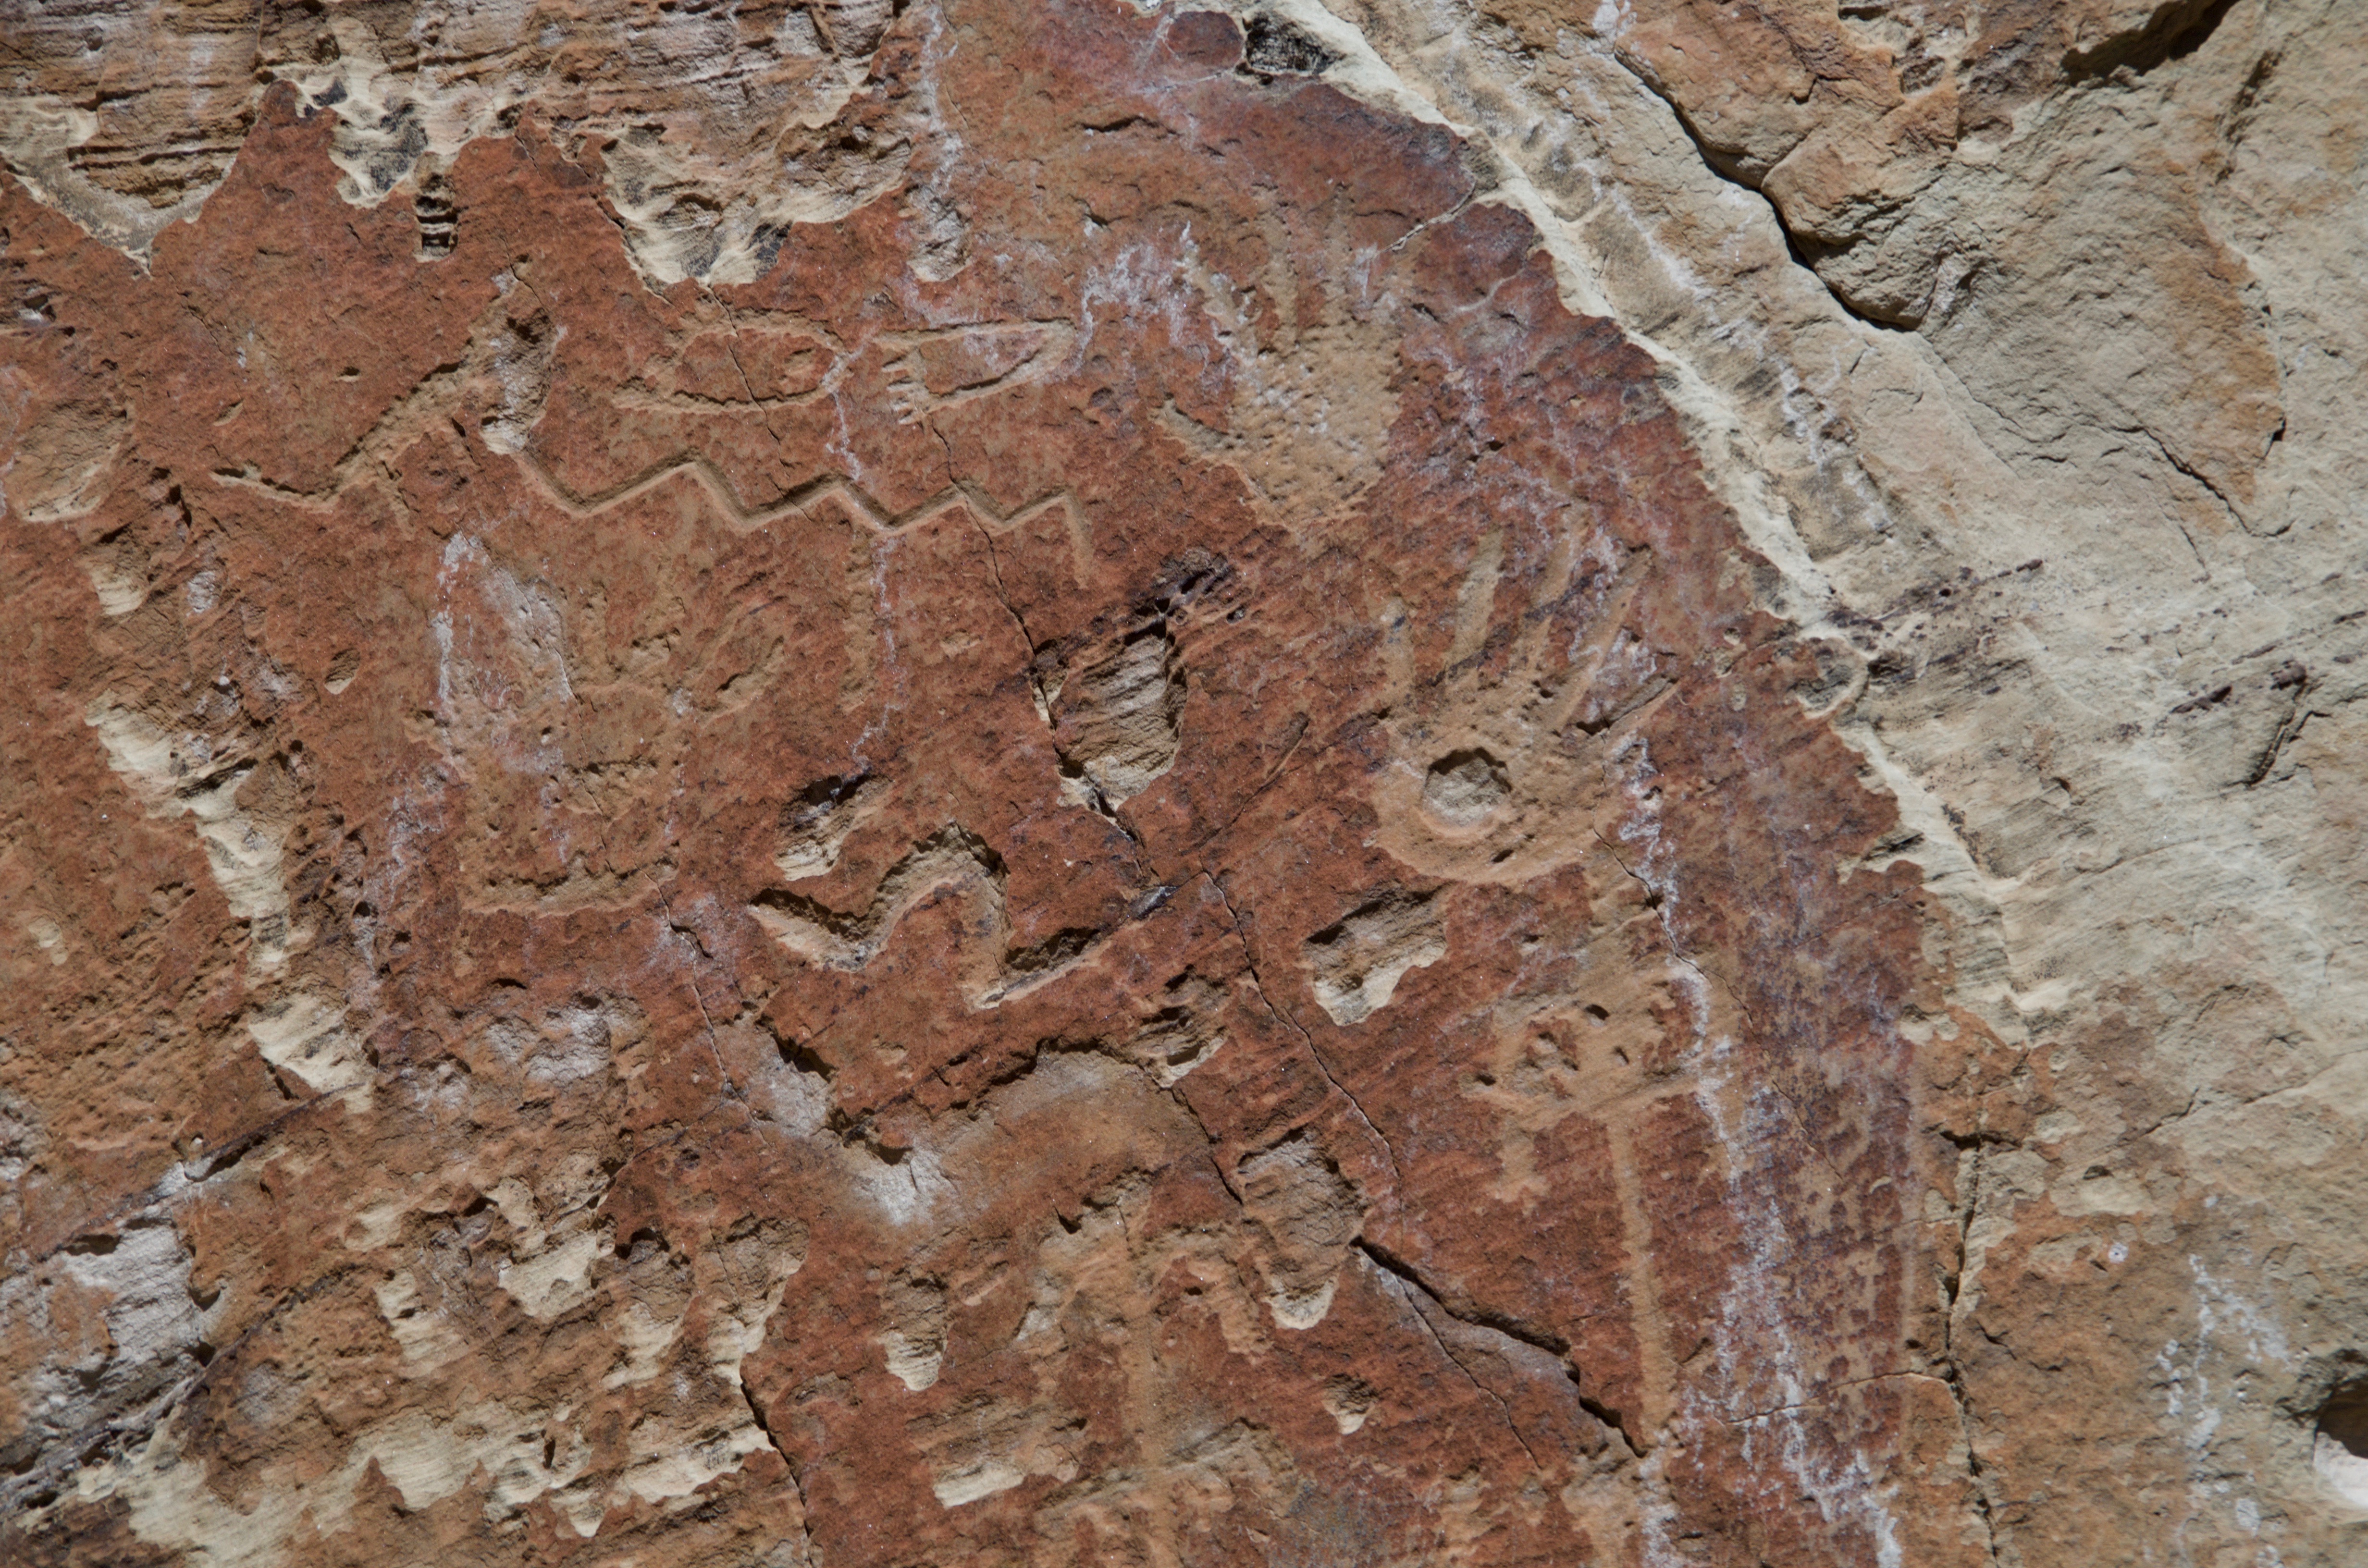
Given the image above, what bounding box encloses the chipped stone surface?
[0,1,2362,1565]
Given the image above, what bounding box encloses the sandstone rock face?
[0,1,2360,1565]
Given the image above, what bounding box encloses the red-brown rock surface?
[2,1,2362,1565]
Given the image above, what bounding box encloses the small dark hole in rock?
[2320,1380,2368,1460]
[1242,15,1337,76]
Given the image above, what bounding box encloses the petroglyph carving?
[1115,973,1229,1087]
[912,1393,1085,1507]
[751,826,1106,1009]
[879,1272,950,1391]
[1421,748,1510,828]
[1237,1138,1364,1328]
[1050,622,1186,805]
[1302,890,1446,1027]
[85,702,305,978]
[884,321,1078,423]
[1321,1375,1377,1434]
[12,0,2362,1562]
[620,319,837,414]
[1164,202,1403,527]
[777,774,889,880]
[1,398,124,524]
[1372,529,1673,886]
[512,446,1084,548]
[244,993,369,1096]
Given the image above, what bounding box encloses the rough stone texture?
[0,1,2360,1565]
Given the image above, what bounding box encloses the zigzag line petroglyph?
[506,447,1085,547]
[213,401,1090,571]
[201,300,1086,564]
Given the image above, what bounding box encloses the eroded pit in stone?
[1420,747,1508,827]
[2316,1381,2368,1509]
